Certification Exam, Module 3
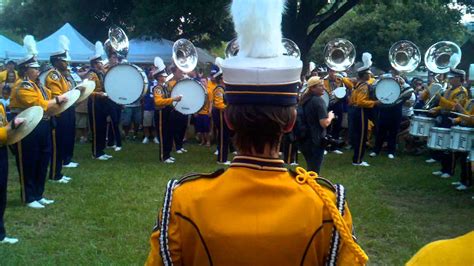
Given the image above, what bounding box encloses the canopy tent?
[36,23,95,63]
[128,38,215,65]
[0,35,23,60]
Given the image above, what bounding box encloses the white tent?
[36,23,95,63]
[0,35,23,60]
[128,38,215,65]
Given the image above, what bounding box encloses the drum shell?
[374,77,401,104]
[427,127,451,150]
[409,116,435,137]
[104,63,148,105]
[170,78,207,115]
[449,126,474,152]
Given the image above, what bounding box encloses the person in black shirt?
[299,76,335,174]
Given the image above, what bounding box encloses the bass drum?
[374,77,401,104]
[171,78,207,115]
[104,63,148,105]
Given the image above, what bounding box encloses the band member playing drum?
[211,65,230,165]
[168,66,188,154]
[146,1,368,264]
[152,57,181,163]
[0,103,24,244]
[451,97,474,191]
[87,43,111,160]
[349,53,380,166]
[10,36,67,208]
[324,69,353,154]
[430,68,468,178]
[104,53,122,151]
[46,36,74,183]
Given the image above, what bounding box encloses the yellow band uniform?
[0,104,7,144]
[10,79,51,112]
[432,85,468,112]
[349,82,377,108]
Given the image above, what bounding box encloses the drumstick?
[451,111,472,118]
[413,109,431,113]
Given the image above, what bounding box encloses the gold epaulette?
[288,168,336,192]
[176,168,226,185]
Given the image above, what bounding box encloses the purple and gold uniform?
[0,103,9,240]
[154,83,174,161]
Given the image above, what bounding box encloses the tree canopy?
[0,0,471,70]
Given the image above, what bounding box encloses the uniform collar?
[230,155,287,172]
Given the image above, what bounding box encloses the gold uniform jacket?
[45,69,70,97]
[324,77,353,94]
[349,82,377,108]
[433,85,468,112]
[87,70,105,96]
[454,99,474,126]
[212,86,226,110]
[10,79,51,112]
[0,104,7,144]
[146,156,367,266]
[154,85,173,109]
[0,70,19,86]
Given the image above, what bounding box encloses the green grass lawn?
[1,140,473,265]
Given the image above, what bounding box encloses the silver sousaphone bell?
[104,26,129,60]
[422,41,461,109]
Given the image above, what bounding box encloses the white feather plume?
[94,41,104,58]
[215,57,224,67]
[309,61,316,72]
[231,0,285,58]
[361,52,372,68]
[23,35,38,56]
[154,57,166,72]
[59,35,70,52]
[449,53,461,68]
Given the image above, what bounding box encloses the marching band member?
[349,53,380,166]
[430,68,468,178]
[10,36,67,208]
[105,53,122,151]
[0,102,24,244]
[46,35,74,184]
[0,60,19,91]
[451,97,474,191]
[211,63,230,165]
[146,0,368,264]
[194,70,214,147]
[152,57,181,163]
[324,68,353,154]
[168,66,188,154]
[87,42,111,160]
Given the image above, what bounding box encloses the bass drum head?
[171,79,206,115]
[375,78,401,104]
[334,87,346,99]
[104,64,147,105]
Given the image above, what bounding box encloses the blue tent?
[0,35,23,60]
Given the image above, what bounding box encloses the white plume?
[23,35,38,56]
[215,57,224,67]
[309,61,316,72]
[154,56,166,72]
[361,52,372,68]
[94,41,104,58]
[59,35,70,52]
[231,0,286,58]
[449,53,461,68]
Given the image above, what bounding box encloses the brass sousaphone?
[322,38,356,106]
[423,41,462,109]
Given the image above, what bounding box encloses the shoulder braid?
[293,167,368,265]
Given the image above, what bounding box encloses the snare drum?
[449,126,474,152]
[374,77,401,104]
[427,127,451,150]
[104,63,148,105]
[171,78,207,115]
[409,116,435,137]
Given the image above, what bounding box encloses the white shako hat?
[221,0,302,106]
[50,35,71,63]
[151,56,168,77]
[89,41,105,64]
[17,35,40,68]
[357,52,373,74]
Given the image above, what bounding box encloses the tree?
[308,0,470,71]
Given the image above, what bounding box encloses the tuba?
[104,26,129,60]
[389,40,421,73]
[323,38,356,72]
[422,41,461,109]
[172,38,198,73]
